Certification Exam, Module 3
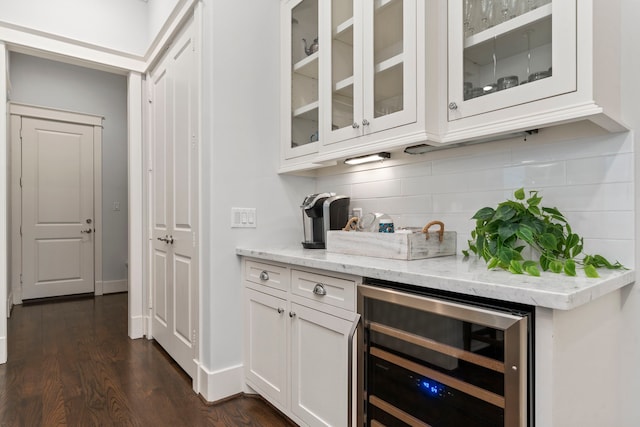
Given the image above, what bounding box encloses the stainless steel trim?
[347,313,360,427]
[259,271,269,281]
[358,284,523,330]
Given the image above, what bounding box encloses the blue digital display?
[418,379,445,398]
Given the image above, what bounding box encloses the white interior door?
[149,16,199,380]
[21,117,95,300]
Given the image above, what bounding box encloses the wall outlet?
[352,208,362,218]
[113,201,120,211]
[231,207,256,228]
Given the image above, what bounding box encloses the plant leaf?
[522,260,537,269]
[516,224,535,244]
[472,207,495,221]
[527,194,542,207]
[509,260,524,274]
[493,205,517,222]
[525,265,541,277]
[498,222,520,242]
[550,260,563,274]
[487,257,500,269]
[462,249,469,257]
[564,259,577,276]
[538,233,558,251]
[514,188,525,200]
[584,264,599,278]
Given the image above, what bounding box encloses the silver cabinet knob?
[313,283,327,296]
[289,311,296,318]
[352,122,360,129]
[448,102,458,110]
[277,308,284,314]
[167,235,174,245]
[362,119,370,126]
[81,229,93,234]
[259,271,269,281]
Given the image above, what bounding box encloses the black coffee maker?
[301,193,350,249]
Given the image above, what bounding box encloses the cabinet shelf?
[334,18,354,45]
[334,76,354,97]
[464,4,552,65]
[293,52,319,79]
[375,53,403,74]
[293,101,319,120]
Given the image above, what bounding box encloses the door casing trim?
[9,102,103,304]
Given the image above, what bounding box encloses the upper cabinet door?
[283,0,321,161]
[447,0,576,121]
[324,0,418,146]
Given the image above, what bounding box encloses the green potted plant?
[463,188,625,277]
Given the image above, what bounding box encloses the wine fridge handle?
[347,313,361,427]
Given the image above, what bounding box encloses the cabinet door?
[283,0,321,160]
[244,289,288,410]
[324,0,417,146]
[290,303,355,427]
[362,0,417,135]
[447,0,576,121]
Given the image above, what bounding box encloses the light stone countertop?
[236,247,636,310]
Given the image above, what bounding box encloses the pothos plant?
[462,188,625,278]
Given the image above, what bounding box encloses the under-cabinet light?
[404,130,539,155]
[344,152,391,165]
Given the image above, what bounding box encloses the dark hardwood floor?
[0,293,294,427]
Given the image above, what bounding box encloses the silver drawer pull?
[313,283,327,296]
[289,311,296,318]
[277,308,284,314]
[259,271,269,281]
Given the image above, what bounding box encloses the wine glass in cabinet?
[282,0,320,162]
[447,0,575,123]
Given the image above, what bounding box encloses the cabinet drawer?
[245,260,288,292]
[291,269,355,311]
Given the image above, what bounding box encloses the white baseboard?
[128,315,145,339]
[0,336,6,363]
[96,279,128,296]
[6,290,12,318]
[197,363,244,403]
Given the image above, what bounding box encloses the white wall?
[9,52,129,283]
[0,0,150,56]
[148,0,181,46]
[199,0,315,396]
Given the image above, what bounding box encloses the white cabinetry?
[243,259,360,426]
[280,0,430,173]
[318,0,424,157]
[443,0,625,142]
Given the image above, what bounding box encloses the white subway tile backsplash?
[502,162,566,189]
[352,179,402,199]
[540,183,634,212]
[431,150,512,175]
[566,153,633,185]
[316,132,634,265]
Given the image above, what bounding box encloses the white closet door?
[21,117,95,300]
[150,16,199,380]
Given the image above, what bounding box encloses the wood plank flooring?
[0,293,295,427]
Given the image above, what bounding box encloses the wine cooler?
[357,280,534,427]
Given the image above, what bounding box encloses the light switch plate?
[231,207,257,228]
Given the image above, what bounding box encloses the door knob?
[81,229,92,234]
[448,102,458,111]
[86,219,92,224]
[362,119,370,126]
[352,122,360,129]
[157,236,168,243]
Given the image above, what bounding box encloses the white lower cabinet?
[243,259,360,426]
[290,302,353,426]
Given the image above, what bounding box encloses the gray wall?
[8,52,128,282]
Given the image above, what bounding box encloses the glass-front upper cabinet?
[447,0,576,121]
[324,0,417,146]
[283,0,320,161]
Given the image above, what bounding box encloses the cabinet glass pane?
[462,0,552,101]
[331,0,355,131]
[291,0,319,149]
[373,0,404,118]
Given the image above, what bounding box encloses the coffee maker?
[301,193,350,249]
